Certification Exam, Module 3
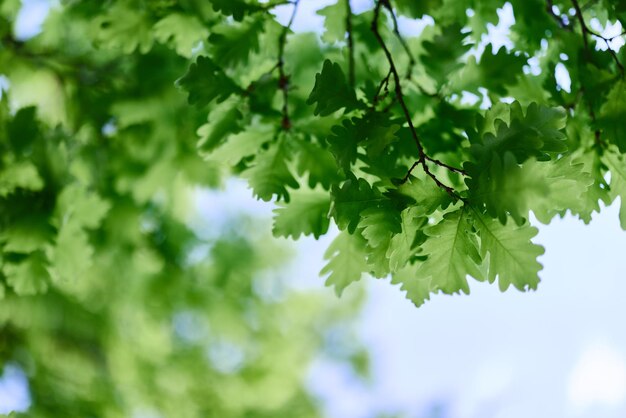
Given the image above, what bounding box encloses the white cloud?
[567,342,626,413]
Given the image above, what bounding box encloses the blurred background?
[1,1,626,417]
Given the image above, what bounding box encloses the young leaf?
[196,100,244,152]
[272,189,331,239]
[392,208,483,307]
[153,13,209,58]
[242,140,299,202]
[320,231,369,296]
[359,205,401,277]
[472,209,544,291]
[387,207,428,271]
[209,16,265,67]
[2,252,49,295]
[597,80,626,152]
[317,2,347,43]
[307,59,358,116]
[210,0,261,21]
[329,177,385,233]
[176,56,242,107]
[604,150,626,230]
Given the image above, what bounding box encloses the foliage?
[0,2,368,416]
[173,0,622,306]
[1,2,626,412]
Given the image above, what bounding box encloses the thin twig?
[571,0,618,147]
[382,0,415,79]
[277,0,300,130]
[371,0,465,200]
[345,0,355,88]
[586,29,625,75]
[425,156,466,175]
[371,1,423,156]
[569,0,623,75]
[372,69,392,106]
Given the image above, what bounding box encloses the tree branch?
[371,0,465,200]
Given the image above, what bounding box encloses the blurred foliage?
[0,2,367,417]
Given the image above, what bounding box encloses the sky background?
[2,1,626,418]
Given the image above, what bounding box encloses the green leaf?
[307,60,358,116]
[209,16,265,67]
[293,137,341,189]
[394,0,442,18]
[394,176,452,215]
[529,155,596,224]
[452,47,527,95]
[0,215,53,253]
[47,221,93,283]
[153,13,209,58]
[196,100,244,152]
[604,149,626,230]
[468,101,568,167]
[210,0,261,21]
[329,177,385,233]
[317,2,347,43]
[387,207,428,271]
[472,209,544,291]
[320,231,369,296]
[272,189,330,239]
[471,152,550,225]
[2,252,49,295]
[597,80,626,152]
[0,160,44,196]
[359,205,401,277]
[242,139,299,202]
[204,126,274,165]
[94,4,153,54]
[392,208,483,307]
[419,24,471,86]
[55,185,110,230]
[176,56,242,107]
[326,113,400,172]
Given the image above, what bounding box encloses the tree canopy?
[0,0,625,414]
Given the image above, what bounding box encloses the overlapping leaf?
[307,59,358,116]
[392,208,484,307]
[273,189,330,239]
[320,231,369,296]
[242,139,299,202]
[177,56,242,106]
[472,209,544,291]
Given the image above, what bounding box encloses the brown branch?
[586,29,625,76]
[425,156,466,175]
[382,0,416,79]
[371,1,422,155]
[345,0,355,89]
[371,0,465,200]
[569,0,624,76]
[372,69,392,106]
[277,0,300,130]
